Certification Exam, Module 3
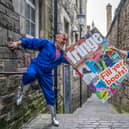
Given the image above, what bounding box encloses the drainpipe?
[54,0,58,111]
[79,0,82,107]
[0,72,23,75]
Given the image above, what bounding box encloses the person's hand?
[9,41,19,50]
[109,46,118,51]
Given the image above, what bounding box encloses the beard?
[56,42,64,49]
[57,44,63,49]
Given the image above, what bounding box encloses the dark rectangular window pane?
[26,0,36,36]
[29,0,35,5]
[25,4,30,19]
[31,7,35,22]
[31,22,35,36]
[26,20,30,34]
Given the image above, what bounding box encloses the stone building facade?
[0,0,90,128]
[107,0,129,112]
[0,0,53,129]
[56,0,89,113]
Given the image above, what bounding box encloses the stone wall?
[70,76,91,112]
[0,1,48,129]
[107,0,129,113]
[56,0,90,113]
[0,0,90,129]
[56,65,91,113]
[39,0,53,39]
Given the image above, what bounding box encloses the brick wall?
[107,0,129,113]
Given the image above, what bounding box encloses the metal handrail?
[0,72,24,75]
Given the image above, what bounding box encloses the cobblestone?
[22,94,129,129]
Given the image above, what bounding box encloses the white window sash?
[26,0,35,9]
[25,0,39,38]
[35,0,39,38]
[26,34,34,38]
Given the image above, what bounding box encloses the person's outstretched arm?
[42,56,70,73]
[118,49,128,57]
[9,38,50,50]
[111,46,129,57]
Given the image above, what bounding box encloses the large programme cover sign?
[64,30,128,103]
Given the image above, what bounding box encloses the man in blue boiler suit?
[9,33,69,126]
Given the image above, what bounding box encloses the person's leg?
[38,74,59,126]
[47,104,59,126]
[16,64,37,106]
[22,64,37,85]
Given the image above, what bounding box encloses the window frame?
[25,0,39,38]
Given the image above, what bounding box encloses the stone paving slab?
[22,94,129,129]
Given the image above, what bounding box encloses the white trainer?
[47,105,59,126]
[52,117,59,126]
[16,84,30,106]
[16,94,23,106]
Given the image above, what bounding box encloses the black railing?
[0,72,24,76]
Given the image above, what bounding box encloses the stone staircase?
[22,94,129,129]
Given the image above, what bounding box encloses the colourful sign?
[65,31,128,103]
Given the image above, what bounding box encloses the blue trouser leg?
[22,64,37,85]
[17,64,37,106]
[22,64,55,106]
[38,73,55,106]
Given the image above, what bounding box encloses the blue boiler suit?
[20,38,69,106]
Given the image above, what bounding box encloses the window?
[25,0,38,37]
[64,19,69,46]
[76,0,78,8]
[75,33,78,42]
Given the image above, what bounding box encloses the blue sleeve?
[60,50,70,64]
[51,56,69,68]
[20,38,50,50]
[50,56,63,69]
[43,56,69,72]
[42,56,62,72]
[127,51,129,58]
[61,56,70,64]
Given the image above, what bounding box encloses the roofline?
[106,0,126,38]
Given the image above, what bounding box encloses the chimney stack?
[106,3,112,33]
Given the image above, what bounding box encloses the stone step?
[22,94,129,129]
